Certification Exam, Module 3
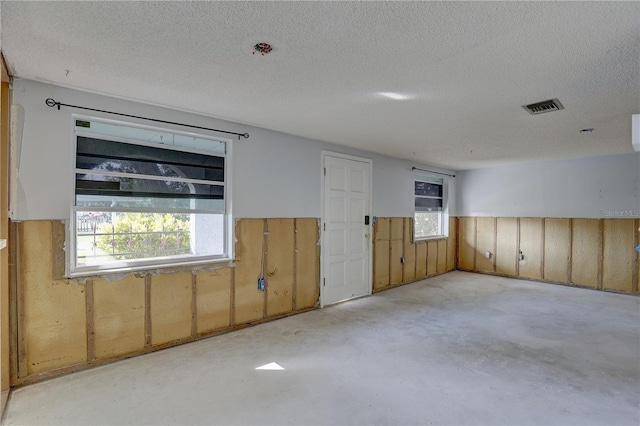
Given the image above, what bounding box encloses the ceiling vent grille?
[522,98,564,115]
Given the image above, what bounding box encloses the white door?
[322,154,371,306]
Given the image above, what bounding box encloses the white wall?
[456,152,640,218]
[12,79,456,220]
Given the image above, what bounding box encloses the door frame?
[320,150,373,308]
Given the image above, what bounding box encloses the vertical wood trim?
[262,219,268,318]
[425,239,430,275]
[0,77,10,391]
[85,280,95,362]
[540,218,546,279]
[8,221,18,382]
[16,222,27,378]
[414,220,419,278]
[229,266,236,326]
[515,218,521,276]
[634,218,639,294]
[191,273,197,337]
[388,221,392,285]
[455,217,460,269]
[567,218,573,284]
[473,217,478,271]
[493,217,498,272]
[401,219,406,283]
[414,239,418,280]
[144,275,151,347]
[445,218,456,272]
[293,219,298,311]
[372,239,377,288]
[597,219,603,290]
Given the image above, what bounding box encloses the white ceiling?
[1,1,638,170]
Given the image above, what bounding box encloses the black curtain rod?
[45,98,250,139]
[412,166,456,178]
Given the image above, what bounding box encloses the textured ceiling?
[1,1,639,170]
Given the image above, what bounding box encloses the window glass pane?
[76,120,226,154]
[76,174,223,198]
[415,197,443,211]
[76,194,224,212]
[415,181,442,197]
[77,137,224,182]
[75,211,225,266]
[73,119,230,274]
[414,212,441,238]
[414,174,443,185]
[76,155,224,182]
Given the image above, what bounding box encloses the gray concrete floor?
[3,271,639,425]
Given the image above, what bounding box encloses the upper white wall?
[456,152,640,218]
[11,79,456,220]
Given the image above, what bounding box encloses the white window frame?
[67,115,233,277]
[414,174,448,241]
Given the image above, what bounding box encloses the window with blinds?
[414,174,446,239]
[70,118,231,276]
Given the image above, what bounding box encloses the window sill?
[414,235,448,242]
[67,256,234,279]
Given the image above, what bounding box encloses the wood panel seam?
[85,280,95,362]
[597,219,603,290]
[144,275,151,347]
[191,273,197,338]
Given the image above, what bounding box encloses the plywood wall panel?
[446,219,457,271]
[415,243,427,279]
[427,240,438,276]
[196,268,231,334]
[234,219,266,324]
[571,219,600,289]
[518,218,543,280]
[295,218,320,309]
[22,221,87,374]
[374,218,390,241]
[390,218,403,241]
[390,240,403,285]
[602,219,634,293]
[458,217,476,270]
[637,219,640,295]
[150,272,192,345]
[402,218,416,282]
[93,275,145,359]
[496,218,518,276]
[373,240,390,290]
[436,239,447,273]
[475,217,495,273]
[266,219,294,316]
[543,218,571,283]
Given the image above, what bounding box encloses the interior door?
[322,154,371,306]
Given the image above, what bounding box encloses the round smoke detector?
[253,42,273,56]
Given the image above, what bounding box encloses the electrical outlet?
[401,256,405,263]
[485,251,491,259]
[258,277,266,291]
[518,251,524,261]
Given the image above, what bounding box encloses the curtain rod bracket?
[45,98,249,139]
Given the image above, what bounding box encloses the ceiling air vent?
[522,98,564,115]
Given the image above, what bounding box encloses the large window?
[414,174,446,240]
[70,118,231,276]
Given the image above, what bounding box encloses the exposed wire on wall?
[411,166,455,178]
[45,98,250,140]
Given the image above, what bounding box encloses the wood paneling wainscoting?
[372,217,457,292]
[10,219,320,386]
[457,217,639,295]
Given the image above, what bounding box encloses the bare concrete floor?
[3,272,639,425]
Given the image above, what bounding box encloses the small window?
[414,174,446,240]
[70,118,231,276]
